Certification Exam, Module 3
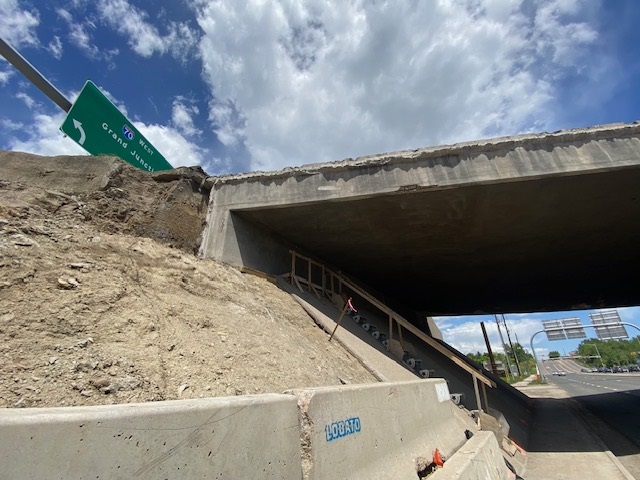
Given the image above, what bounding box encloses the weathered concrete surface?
[287,379,475,480]
[0,394,301,479]
[281,281,419,382]
[200,122,640,314]
[430,431,509,480]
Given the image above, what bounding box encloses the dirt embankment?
[0,152,376,408]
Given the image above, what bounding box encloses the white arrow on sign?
[73,119,86,145]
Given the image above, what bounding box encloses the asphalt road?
[546,371,640,449]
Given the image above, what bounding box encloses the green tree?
[549,351,560,359]
[577,338,638,367]
[467,351,490,366]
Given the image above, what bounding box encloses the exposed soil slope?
[0,152,376,408]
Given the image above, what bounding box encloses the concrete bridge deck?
[200,122,640,315]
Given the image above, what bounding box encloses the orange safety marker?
[433,448,445,467]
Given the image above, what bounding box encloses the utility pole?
[514,330,527,375]
[480,322,499,375]
[494,314,512,379]
[502,314,522,376]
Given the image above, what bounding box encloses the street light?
[584,343,605,368]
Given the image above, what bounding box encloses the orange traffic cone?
[433,448,444,467]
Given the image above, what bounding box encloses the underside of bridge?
[201,123,640,316]
[236,167,640,315]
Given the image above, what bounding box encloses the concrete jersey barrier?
[0,380,509,479]
[287,379,472,480]
[0,394,301,479]
[429,431,510,480]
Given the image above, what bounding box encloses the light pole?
[584,343,605,368]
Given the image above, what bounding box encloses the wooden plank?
[310,284,322,299]
[481,382,489,413]
[328,300,351,342]
[293,275,304,293]
[335,273,496,388]
[288,249,495,387]
[240,267,276,283]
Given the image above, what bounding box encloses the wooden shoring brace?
[307,259,312,292]
[388,315,393,343]
[481,382,489,413]
[322,265,326,297]
[292,275,304,293]
[329,297,356,342]
[290,251,296,286]
[397,321,404,350]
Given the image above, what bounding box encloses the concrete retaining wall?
[288,379,472,480]
[0,394,302,479]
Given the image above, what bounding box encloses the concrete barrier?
[287,379,471,480]
[0,394,301,479]
[430,431,510,480]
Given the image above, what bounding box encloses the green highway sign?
[60,80,173,172]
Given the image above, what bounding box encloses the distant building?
[483,360,506,376]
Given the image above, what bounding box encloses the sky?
[2,0,640,355]
[434,308,640,362]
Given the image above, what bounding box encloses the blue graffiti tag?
[324,417,361,442]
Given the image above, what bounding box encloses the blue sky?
[2,0,640,353]
[434,308,640,361]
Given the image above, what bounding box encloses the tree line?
[467,343,536,378]
[570,337,640,367]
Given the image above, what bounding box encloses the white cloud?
[48,35,63,59]
[133,122,206,168]
[5,111,87,156]
[192,0,600,171]
[0,67,13,85]
[0,0,40,47]
[435,315,547,356]
[171,98,201,137]
[0,118,23,130]
[532,0,599,68]
[98,0,199,59]
[57,8,98,56]
[57,8,119,63]
[619,307,640,324]
[16,91,36,109]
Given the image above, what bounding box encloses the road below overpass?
[544,372,640,478]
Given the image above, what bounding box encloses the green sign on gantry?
[60,80,173,172]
